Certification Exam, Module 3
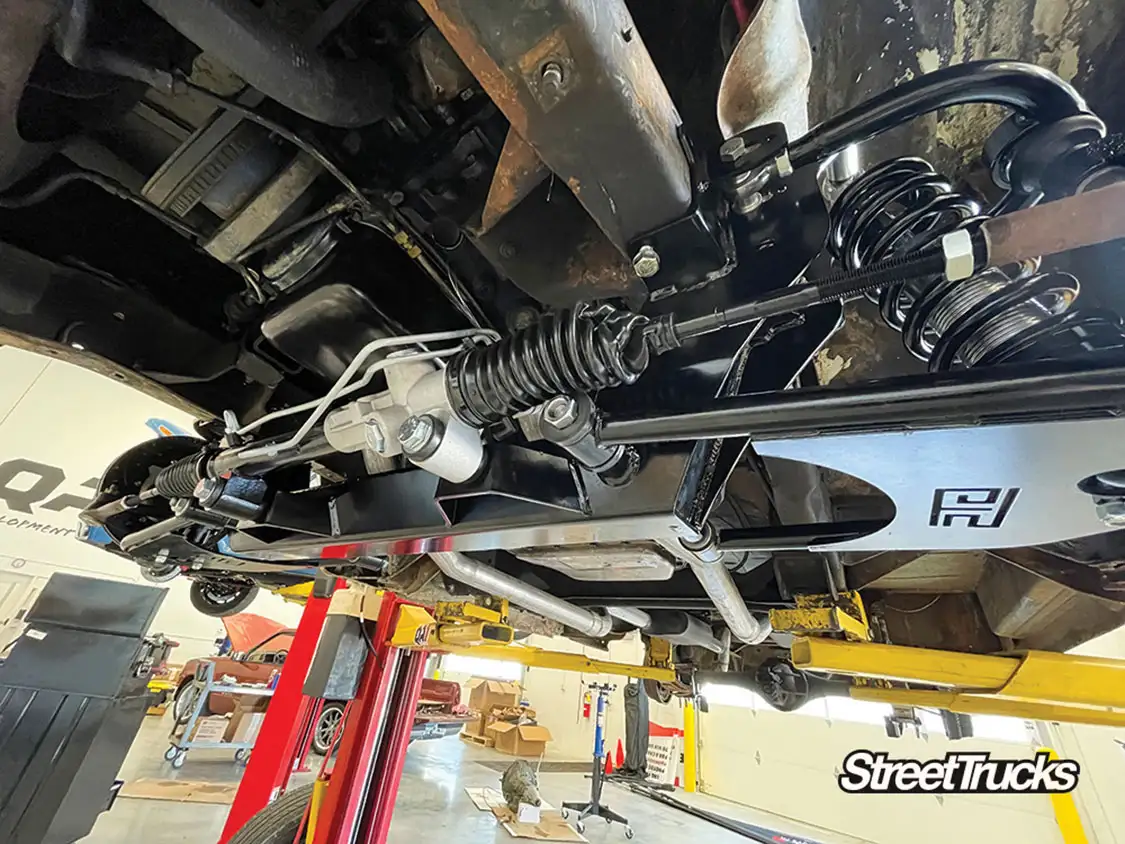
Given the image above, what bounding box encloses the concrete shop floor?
[79,711,846,844]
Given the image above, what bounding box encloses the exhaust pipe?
[605,606,653,630]
[430,551,612,638]
[680,527,772,645]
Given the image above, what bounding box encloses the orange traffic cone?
[615,739,625,768]
[604,752,614,775]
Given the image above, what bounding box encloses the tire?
[171,753,185,769]
[190,580,260,617]
[173,679,210,722]
[164,746,178,761]
[311,703,346,756]
[228,783,315,844]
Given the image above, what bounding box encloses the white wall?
[1040,624,1125,844]
[0,347,306,660]
[519,633,647,761]
[697,694,1060,844]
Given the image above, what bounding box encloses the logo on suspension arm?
[929,487,1020,529]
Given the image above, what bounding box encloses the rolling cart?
[165,659,273,768]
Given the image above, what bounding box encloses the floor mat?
[119,779,239,804]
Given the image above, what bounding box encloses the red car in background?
[172,613,466,754]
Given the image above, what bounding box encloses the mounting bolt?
[719,136,746,163]
[632,245,661,278]
[1096,497,1125,526]
[399,414,439,457]
[540,61,565,93]
[543,396,580,430]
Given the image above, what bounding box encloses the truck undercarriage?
[5,0,1125,703]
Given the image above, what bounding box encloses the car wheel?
[173,680,210,722]
[311,703,346,756]
[227,783,314,844]
[190,580,260,617]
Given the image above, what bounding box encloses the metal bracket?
[429,599,515,646]
[769,591,870,641]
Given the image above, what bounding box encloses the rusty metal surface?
[717,0,813,139]
[799,0,1125,173]
[472,178,645,307]
[984,182,1125,268]
[410,25,477,106]
[478,129,548,234]
[0,0,61,190]
[804,0,1125,387]
[875,592,1002,654]
[418,0,692,251]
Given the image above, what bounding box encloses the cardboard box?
[224,695,270,742]
[488,722,552,757]
[230,712,266,744]
[491,807,584,841]
[189,716,230,743]
[468,680,520,714]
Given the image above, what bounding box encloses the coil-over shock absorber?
[445,303,653,427]
[827,156,1125,370]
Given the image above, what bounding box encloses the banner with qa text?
[0,347,196,557]
[839,750,1079,794]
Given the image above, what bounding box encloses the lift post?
[310,591,429,844]
[226,586,682,843]
[220,580,340,843]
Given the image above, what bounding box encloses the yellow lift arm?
[387,601,677,683]
[793,636,1125,729]
[351,584,1125,728]
[435,642,678,683]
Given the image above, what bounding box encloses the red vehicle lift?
[220,588,430,844]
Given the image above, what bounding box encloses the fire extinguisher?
[582,690,592,719]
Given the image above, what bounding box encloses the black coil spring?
[447,303,651,426]
[154,453,206,498]
[827,157,1125,370]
